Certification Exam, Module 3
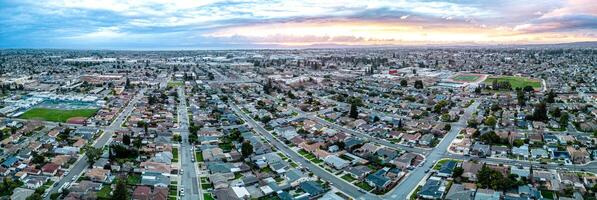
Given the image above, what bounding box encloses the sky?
[0,0,596,49]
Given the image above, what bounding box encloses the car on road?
[192,158,195,162]
[180,169,184,175]
[71,176,77,181]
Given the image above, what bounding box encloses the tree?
[188,133,198,144]
[516,89,525,107]
[532,102,548,121]
[551,107,562,118]
[546,90,556,103]
[112,178,128,200]
[433,100,449,114]
[133,138,142,148]
[479,131,501,145]
[523,85,534,93]
[287,90,296,99]
[260,115,272,124]
[443,124,452,131]
[0,177,23,196]
[241,141,253,158]
[123,134,131,146]
[453,167,464,178]
[484,115,497,127]
[349,102,358,119]
[58,127,71,142]
[512,139,525,147]
[467,119,479,128]
[84,145,102,166]
[560,112,569,128]
[50,193,60,200]
[143,122,149,133]
[400,79,407,87]
[477,165,515,190]
[31,152,46,165]
[414,80,424,89]
[125,78,131,89]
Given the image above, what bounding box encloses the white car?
[179,169,184,175]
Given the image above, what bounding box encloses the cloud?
[0,0,595,48]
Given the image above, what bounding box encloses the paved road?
[45,88,145,199]
[385,101,480,199]
[230,103,380,200]
[177,87,202,200]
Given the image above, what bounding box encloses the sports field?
[483,76,542,89]
[19,108,98,122]
[452,74,482,82]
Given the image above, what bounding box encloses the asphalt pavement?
[384,101,480,199]
[176,87,202,200]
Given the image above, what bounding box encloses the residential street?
[386,101,480,199]
[177,87,202,200]
[230,103,381,200]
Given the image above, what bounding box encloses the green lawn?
[234,172,243,179]
[97,185,112,200]
[200,177,209,183]
[341,174,356,182]
[290,162,299,168]
[195,151,204,162]
[453,74,481,82]
[203,193,215,200]
[19,108,97,122]
[298,149,309,156]
[484,76,542,90]
[355,181,374,191]
[541,190,554,199]
[201,183,213,190]
[218,142,233,152]
[277,152,288,159]
[433,159,460,170]
[410,185,422,200]
[167,81,184,87]
[127,174,141,185]
[172,147,179,162]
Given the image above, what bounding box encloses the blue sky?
[1,0,595,49]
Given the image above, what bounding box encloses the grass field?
[452,74,481,82]
[341,174,356,182]
[355,181,374,191]
[167,81,184,87]
[172,147,179,162]
[484,76,541,89]
[19,108,97,122]
[203,193,215,200]
[97,186,111,200]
